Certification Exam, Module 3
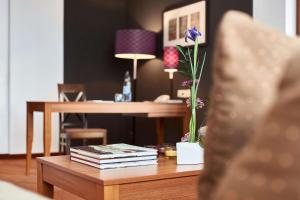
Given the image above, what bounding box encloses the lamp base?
[169,78,174,99]
[131,61,137,144]
[164,68,177,79]
[132,79,136,102]
[164,69,177,99]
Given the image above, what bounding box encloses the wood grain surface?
[37,155,203,200]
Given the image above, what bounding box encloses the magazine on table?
[71,157,157,169]
[70,143,158,159]
[71,152,157,164]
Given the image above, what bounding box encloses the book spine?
[71,157,157,169]
[70,148,157,159]
[71,152,157,164]
[71,157,101,169]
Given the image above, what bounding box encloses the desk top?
[37,155,203,186]
[27,101,188,117]
[27,101,185,106]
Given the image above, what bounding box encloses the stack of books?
[70,143,158,169]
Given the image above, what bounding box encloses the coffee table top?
[37,155,203,186]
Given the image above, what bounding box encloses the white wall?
[9,0,63,154]
[286,0,297,36]
[0,0,9,154]
[253,0,296,36]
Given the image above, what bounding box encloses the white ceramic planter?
[176,142,204,165]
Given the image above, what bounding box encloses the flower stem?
[188,37,199,143]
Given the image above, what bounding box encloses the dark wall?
[64,0,133,144]
[64,0,252,145]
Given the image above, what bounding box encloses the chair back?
[58,84,87,102]
[57,84,88,132]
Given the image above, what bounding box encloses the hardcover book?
[71,152,157,164]
[70,143,158,159]
[71,157,157,169]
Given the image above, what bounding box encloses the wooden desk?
[37,156,203,200]
[27,102,189,175]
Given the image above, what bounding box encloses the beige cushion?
[199,11,300,199]
[0,181,49,200]
[215,50,300,199]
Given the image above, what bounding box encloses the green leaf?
[176,45,187,60]
[178,59,187,63]
[178,70,191,77]
[193,38,199,78]
[195,51,207,94]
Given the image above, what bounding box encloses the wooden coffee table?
[37,155,203,200]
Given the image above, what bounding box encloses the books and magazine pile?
[70,143,158,169]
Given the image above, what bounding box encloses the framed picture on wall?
[163,0,207,47]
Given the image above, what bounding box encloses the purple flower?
[181,132,190,142]
[196,98,205,109]
[186,97,205,109]
[185,27,202,42]
[186,98,191,107]
[182,80,199,87]
[182,80,192,87]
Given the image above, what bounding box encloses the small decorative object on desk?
[123,71,132,102]
[164,146,177,157]
[157,143,174,154]
[114,93,124,102]
[176,27,207,165]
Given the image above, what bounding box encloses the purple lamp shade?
[115,29,156,59]
[163,47,179,69]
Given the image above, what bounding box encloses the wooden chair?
[58,84,107,154]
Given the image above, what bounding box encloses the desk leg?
[37,161,54,198]
[26,107,34,175]
[43,108,52,156]
[156,118,164,145]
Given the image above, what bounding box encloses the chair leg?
[65,134,71,155]
[59,138,62,153]
[60,138,64,153]
[83,138,88,146]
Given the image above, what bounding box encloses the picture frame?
[163,0,207,47]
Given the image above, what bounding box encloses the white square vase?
[176,142,204,165]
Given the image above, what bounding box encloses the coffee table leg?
[26,106,33,175]
[103,185,119,200]
[37,161,54,198]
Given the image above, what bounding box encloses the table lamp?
[115,29,156,101]
[163,46,179,99]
